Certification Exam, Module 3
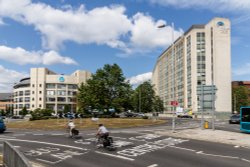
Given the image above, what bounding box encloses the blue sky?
[0,0,250,92]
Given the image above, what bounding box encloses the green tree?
[63,104,70,113]
[153,96,164,113]
[19,106,28,116]
[232,86,250,113]
[132,81,156,113]
[77,64,133,113]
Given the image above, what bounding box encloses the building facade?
[13,68,91,115]
[152,17,231,113]
[0,93,13,112]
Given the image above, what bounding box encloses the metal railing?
[3,141,32,167]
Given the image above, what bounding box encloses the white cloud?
[0,65,28,93]
[0,0,183,55]
[233,63,250,76]
[149,0,250,12]
[0,45,77,65]
[126,13,183,54]
[128,72,152,86]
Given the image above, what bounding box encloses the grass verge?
[6,118,165,130]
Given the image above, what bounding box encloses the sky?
[0,0,250,92]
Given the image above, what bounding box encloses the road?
[0,120,249,167]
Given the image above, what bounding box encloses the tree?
[132,81,155,113]
[77,64,133,113]
[153,96,164,113]
[232,86,250,113]
[19,106,28,116]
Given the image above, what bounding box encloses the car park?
[229,114,240,124]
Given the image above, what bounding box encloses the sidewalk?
[156,128,250,148]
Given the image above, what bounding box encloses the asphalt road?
[0,121,249,167]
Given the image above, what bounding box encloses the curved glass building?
[13,68,91,115]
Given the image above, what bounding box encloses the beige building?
[152,17,231,113]
[13,68,91,114]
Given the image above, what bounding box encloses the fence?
[3,141,32,167]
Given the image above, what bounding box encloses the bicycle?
[94,135,116,151]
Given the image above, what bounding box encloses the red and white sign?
[170,101,178,106]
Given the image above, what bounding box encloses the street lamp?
[158,23,176,132]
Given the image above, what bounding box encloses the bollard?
[204,121,209,129]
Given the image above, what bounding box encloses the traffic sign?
[170,101,178,106]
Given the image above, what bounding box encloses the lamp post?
[158,23,176,132]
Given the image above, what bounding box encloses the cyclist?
[96,124,109,139]
[68,119,75,138]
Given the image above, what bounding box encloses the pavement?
[156,128,250,148]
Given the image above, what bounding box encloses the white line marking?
[234,145,240,148]
[196,151,239,159]
[112,136,127,140]
[95,151,135,161]
[13,134,25,136]
[51,134,64,136]
[0,137,87,151]
[167,145,196,152]
[241,158,250,163]
[36,158,63,164]
[148,164,158,167]
[33,134,44,136]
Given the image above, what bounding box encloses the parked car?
[229,114,240,124]
[0,117,6,133]
[177,114,192,118]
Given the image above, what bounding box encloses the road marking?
[148,164,158,167]
[0,137,88,151]
[112,136,127,140]
[196,151,239,159]
[95,151,135,161]
[51,133,64,136]
[234,145,240,148]
[13,134,25,137]
[36,158,62,164]
[241,158,250,163]
[34,134,44,136]
[167,145,196,152]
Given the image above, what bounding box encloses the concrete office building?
[152,17,231,113]
[13,68,91,115]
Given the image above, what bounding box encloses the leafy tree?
[19,106,28,116]
[63,104,70,113]
[77,64,133,113]
[153,96,164,113]
[132,81,156,113]
[232,86,250,113]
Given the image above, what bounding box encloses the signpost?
[197,85,217,130]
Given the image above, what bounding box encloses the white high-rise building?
[152,17,231,113]
[13,68,91,114]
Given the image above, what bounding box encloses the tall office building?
[152,17,231,113]
[13,68,91,114]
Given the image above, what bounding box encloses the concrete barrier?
[3,141,32,167]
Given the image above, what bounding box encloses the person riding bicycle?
[68,119,76,138]
[96,124,109,140]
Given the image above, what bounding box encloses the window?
[25,90,30,96]
[57,84,66,89]
[25,97,30,102]
[19,91,23,96]
[46,84,55,89]
[47,90,55,96]
[32,84,35,87]
[39,104,42,108]
[32,91,35,94]
[58,90,66,96]
[47,97,56,102]
[39,97,42,101]
[39,91,42,94]
[57,97,66,102]
[39,84,42,87]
